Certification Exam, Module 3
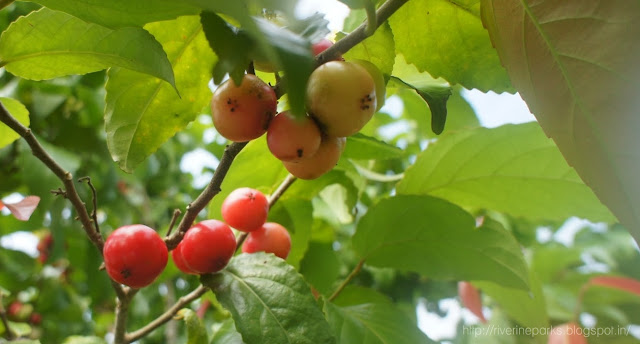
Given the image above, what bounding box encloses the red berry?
[221,188,269,232]
[283,136,346,180]
[312,38,342,60]
[103,224,168,288]
[211,74,277,142]
[29,312,42,325]
[267,111,322,162]
[171,241,198,275]
[8,301,22,317]
[181,220,236,274]
[242,222,291,260]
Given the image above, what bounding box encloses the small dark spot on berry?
[121,268,131,279]
[230,108,235,112]
[227,98,232,105]
[297,149,303,158]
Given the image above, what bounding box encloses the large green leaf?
[105,15,216,172]
[201,253,336,344]
[0,97,29,148]
[474,261,548,344]
[343,133,403,160]
[0,8,175,86]
[352,195,529,289]
[28,0,199,28]
[342,21,395,76]
[389,0,512,92]
[210,318,245,344]
[324,300,435,344]
[481,0,640,244]
[397,123,615,223]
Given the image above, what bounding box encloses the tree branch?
[316,0,409,65]
[165,141,248,250]
[0,103,105,252]
[125,285,208,342]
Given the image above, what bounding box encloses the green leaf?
[389,0,512,92]
[0,97,29,148]
[200,12,253,85]
[481,0,640,244]
[341,21,395,76]
[324,295,436,344]
[474,261,549,344]
[299,242,341,295]
[397,123,616,223]
[343,133,403,160]
[352,195,529,289]
[105,15,216,172]
[390,76,452,135]
[0,8,175,87]
[62,336,107,344]
[210,318,245,344]
[201,253,336,344]
[27,0,199,28]
[5,339,39,344]
[176,309,208,344]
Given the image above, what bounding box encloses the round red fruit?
[312,38,342,60]
[181,220,236,274]
[267,111,322,161]
[103,224,168,288]
[242,222,291,260]
[211,74,277,142]
[171,241,197,275]
[222,188,269,232]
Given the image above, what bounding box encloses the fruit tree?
[0,0,639,343]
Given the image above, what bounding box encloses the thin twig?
[328,259,365,302]
[113,287,138,344]
[316,0,409,65]
[0,294,16,340]
[125,285,208,342]
[165,209,182,238]
[165,142,248,250]
[78,176,101,233]
[0,103,104,251]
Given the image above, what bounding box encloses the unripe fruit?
[180,220,236,274]
[103,224,168,288]
[351,59,386,111]
[242,222,291,260]
[171,241,197,275]
[222,188,269,232]
[267,111,322,161]
[548,322,587,344]
[211,74,277,142]
[283,136,346,180]
[306,61,376,137]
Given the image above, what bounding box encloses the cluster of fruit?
[102,188,291,289]
[210,39,384,180]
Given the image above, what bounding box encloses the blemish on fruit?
[121,268,131,279]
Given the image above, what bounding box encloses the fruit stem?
[165,141,248,250]
[268,174,297,209]
[316,0,409,65]
[328,259,365,302]
[165,209,182,237]
[125,285,208,342]
[364,0,378,36]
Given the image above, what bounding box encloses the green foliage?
[202,253,336,344]
[0,97,29,148]
[0,0,639,343]
[0,8,176,86]
[481,0,640,245]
